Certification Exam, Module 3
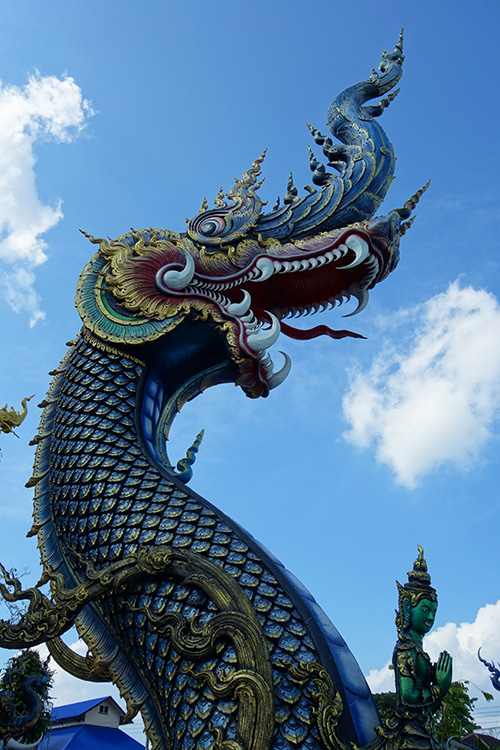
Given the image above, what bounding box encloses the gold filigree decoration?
[125,548,275,750]
[47,636,113,683]
[281,660,349,750]
[0,546,275,750]
[187,664,271,750]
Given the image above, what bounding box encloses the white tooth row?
[183,286,229,306]
[241,309,260,332]
[362,254,380,287]
[184,237,377,325]
[199,236,369,292]
[204,242,351,291]
[181,283,291,388]
[272,248,345,276]
[261,353,275,377]
[281,292,350,319]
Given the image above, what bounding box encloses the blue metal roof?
[39,724,144,750]
[51,697,123,722]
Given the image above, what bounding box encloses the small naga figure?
[0,396,33,437]
[478,650,500,693]
[385,547,453,749]
[0,650,51,745]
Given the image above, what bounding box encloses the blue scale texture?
[38,336,379,749]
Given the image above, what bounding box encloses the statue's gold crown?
[407,544,432,588]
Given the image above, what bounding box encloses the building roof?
[40,724,144,750]
[463,734,500,749]
[51,697,126,723]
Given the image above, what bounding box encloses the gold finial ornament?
[0,396,34,438]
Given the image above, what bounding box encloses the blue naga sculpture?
[0,650,51,745]
[478,651,500,693]
[0,32,429,750]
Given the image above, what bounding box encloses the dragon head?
[76,32,425,477]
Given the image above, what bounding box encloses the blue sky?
[0,0,499,736]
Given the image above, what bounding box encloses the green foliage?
[433,681,492,747]
[433,681,479,746]
[373,691,397,723]
[0,649,53,744]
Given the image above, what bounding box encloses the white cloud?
[365,659,394,694]
[425,602,500,689]
[343,283,500,487]
[0,72,93,326]
[366,601,500,696]
[35,639,122,707]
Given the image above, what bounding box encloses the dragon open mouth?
[150,228,391,397]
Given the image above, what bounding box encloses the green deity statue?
[392,546,453,748]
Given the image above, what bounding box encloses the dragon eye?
[201,219,223,236]
[189,212,231,240]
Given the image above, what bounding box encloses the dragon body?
[6,33,425,750]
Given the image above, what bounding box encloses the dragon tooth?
[226,290,252,317]
[268,352,292,390]
[241,310,255,323]
[343,289,370,317]
[338,235,370,269]
[156,249,195,292]
[245,320,260,333]
[247,312,281,352]
[262,353,275,376]
[254,257,275,282]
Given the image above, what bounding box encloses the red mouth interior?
[242,264,361,314]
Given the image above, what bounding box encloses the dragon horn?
[399,216,416,236]
[396,28,404,55]
[395,180,431,219]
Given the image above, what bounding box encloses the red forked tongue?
[278,320,366,341]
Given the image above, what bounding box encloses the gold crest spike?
[233,149,267,191]
[199,197,208,212]
[79,229,102,246]
[214,187,226,207]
